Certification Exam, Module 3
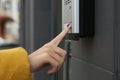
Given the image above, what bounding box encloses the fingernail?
[67,24,72,29]
[67,23,70,27]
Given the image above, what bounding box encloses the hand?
[28,26,71,74]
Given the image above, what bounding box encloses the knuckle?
[59,58,63,62]
[62,50,67,56]
[55,62,60,67]
[60,60,63,64]
[46,48,52,53]
[64,50,67,54]
[61,59,64,63]
[59,59,64,65]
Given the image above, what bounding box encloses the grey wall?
[67,0,119,80]
[68,0,113,80]
[114,0,120,79]
[53,0,64,80]
[21,0,54,80]
[33,0,54,80]
[69,0,114,79]
[54,0,120,80]
[20,0,120,80]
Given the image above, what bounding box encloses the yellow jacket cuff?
[0,47,33,80]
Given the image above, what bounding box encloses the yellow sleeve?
[0,47,33,80]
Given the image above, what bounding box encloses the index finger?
[49,26,71,46]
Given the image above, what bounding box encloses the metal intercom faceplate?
[62,0,94,40]
[62,0,79,34]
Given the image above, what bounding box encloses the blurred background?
[0,0,120,80]
[0,0,20,46]
[0,0,62,80]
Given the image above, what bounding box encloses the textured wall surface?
[68,0,114,80]
[33,0,53,80]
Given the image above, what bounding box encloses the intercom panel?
[62,0,94,40]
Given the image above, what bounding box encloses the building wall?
[21,0,54,80]
[54,0,120,80]
[33,0,54,80]
[69,0,113,79]
[21,0,120,80]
